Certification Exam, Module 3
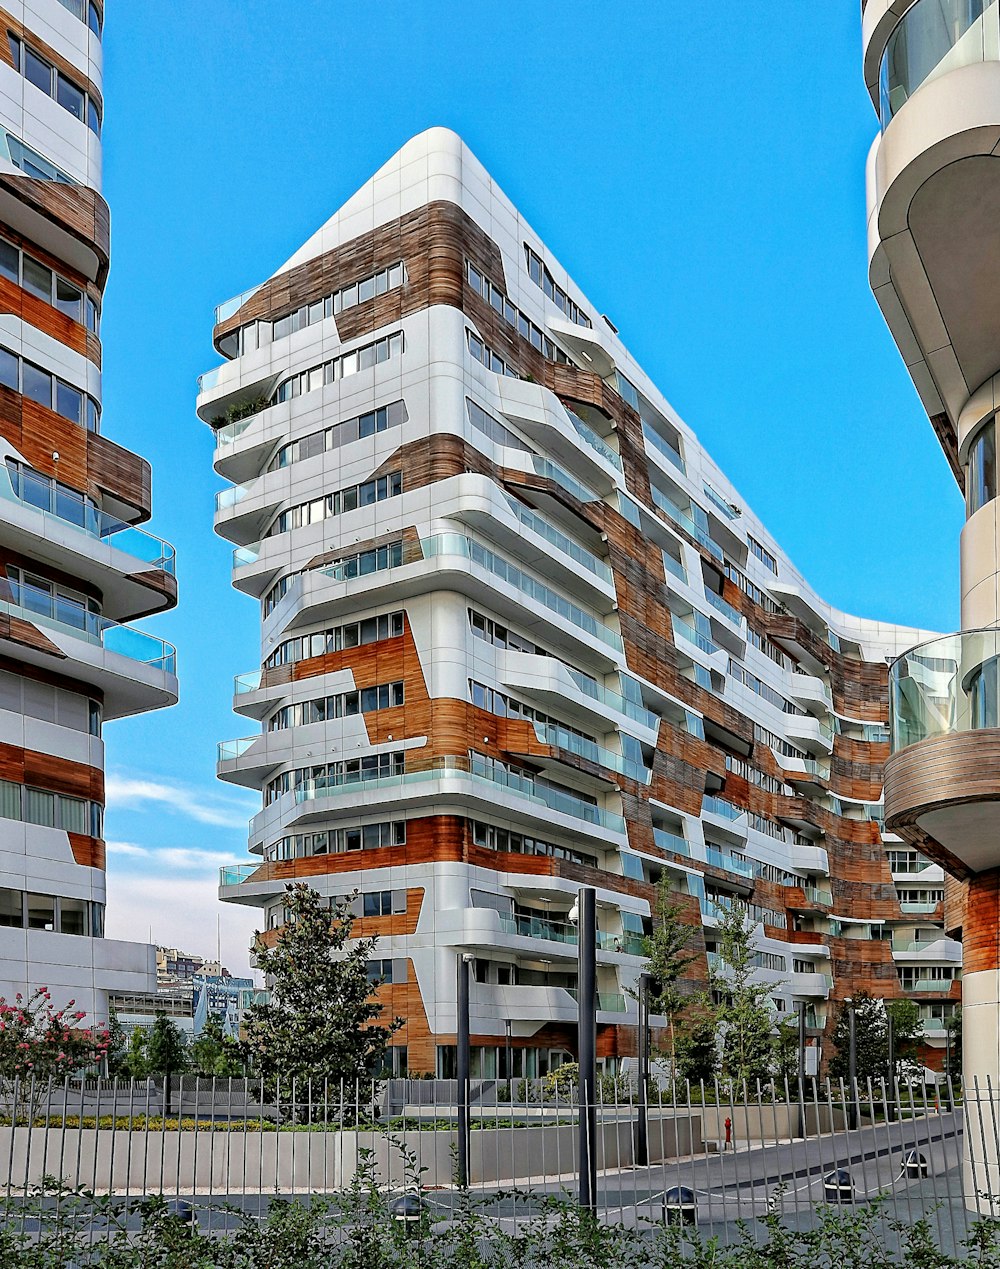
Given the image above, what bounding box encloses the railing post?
[848,1002,858,1130]
[456,953,471,1188]
[798,1000,807,1138]
[636,972,650,1167]
[576,887,598,1211]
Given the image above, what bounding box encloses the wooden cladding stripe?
[68,832,105,870]
[0,278,98,366]
[0,11,104,114]
[0,385,152,519]
[215,201,505,351]
[0,175,109,289]
[0,741,103,802]
[0,612,65,659]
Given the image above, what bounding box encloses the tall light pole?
[457,953,472,1188]
[573,887,598,1211]
[636,972,651,1167]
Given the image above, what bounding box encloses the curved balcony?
[885,628,1000,875]
[867,0,1000,437]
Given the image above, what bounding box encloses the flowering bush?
[0,988,109,1117]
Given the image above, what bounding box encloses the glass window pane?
[56,73,85,120]
[59,895,86,935]
[87,98,100,136]
[0,348,17,391]
[22,362,52,408]
[24,48,52,95]
[0,887,22,927]
[22,257,52,302]
[55,277,82,322]
[55,380,82,424]
[0,239,18,283]
[26,891,55,929]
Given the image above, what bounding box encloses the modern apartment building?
[207,127,958,1078]
[862,0,1000,1189]
[0,1,178,1018]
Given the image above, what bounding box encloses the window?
[267,401,406,471]
[267,681,403,731]
[265,470,402,539]
[265,751,407,805]
[748,535,778,575]
[970,656,1000,730]
[273,332,403,404]
[26,892,55,930]
[363,892,393,918]
[466,398,533,452]
[55,0,103,36]
[55,277,83,322]
[0,888,22,927]
[10,36,101,135]
[968,419,997,516]
[265,610,404,670]
[467,330,521,378]
[466,262,572,362]
[0,344,100,430]
[264,821,405,862]
[22,256,52,302]
[524,246,591,327]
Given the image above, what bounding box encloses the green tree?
[144,1016,190,1078]
[673,1005,719,1084]
[190,1015,243,1077]
[829,988,889,1084]
[710,902,778,1088]
[105,1007,129,1078]
[773,1015,800,1085]
[241,882,401,1086]
[642,874,699,1076]
[886,998,924,1075]
[124,1028,149,1079]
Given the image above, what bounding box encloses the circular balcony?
[886,628,1000,876]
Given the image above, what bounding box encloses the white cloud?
[104,866,262,981]
[107,841,240,872]
[105,773,254,828]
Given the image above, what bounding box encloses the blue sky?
[97,2,963,973]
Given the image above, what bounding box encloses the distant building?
[192,974,256,1038]
[156,946,229,987]
[108,988,194,1037]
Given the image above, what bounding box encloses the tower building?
[208,128,956,1077]
[0,1,178,1018]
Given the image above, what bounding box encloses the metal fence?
[0,1071,995,1251]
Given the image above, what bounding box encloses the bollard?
[903,1149,929,1179]
[662,1185,697,1226]
[390,1193,427,1237]
[823,1169,854,1204]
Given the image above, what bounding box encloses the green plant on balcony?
[211,394,269,429]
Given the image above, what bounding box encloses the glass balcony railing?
[499,915,578,946]
[704,846,757,879]
[532,721,651,784]
[889,627,1000,752]
[674,618,719,657]
[233,542,261,568]
[701,794,745,822]
[702,483,741,521]
[215,285,262,327]
[803,885,834,906]
[900,901,942,914]
[566,989,628,1013]
[564,668,660,730]
[292,754,627,834]
[642,422,686,475]
[219,863,262,887]
[503,495,613,584]
[218,736,259,762]
[529,455,601,504]
[565,408,623,472]
[653,827,693,857]
[198,364,227,394]
[234,670,263,695]
[649,486,723,560]
[879,0,999,127]
[1,465,176,574]
[662,551,688,586]
[215,483,252,512]
[215,415,259,447]
[421,534,623,652]
[1,579,176,674]
[704,589,743,627]
[595,931,645,955]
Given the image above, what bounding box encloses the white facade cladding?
[208,127,956,1078]
[0,0,177,1020]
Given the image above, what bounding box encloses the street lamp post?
[457,953,472,1188]
[636,972,651,1167]
[573,887,598,1211]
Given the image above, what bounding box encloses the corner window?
[967,419,997,516]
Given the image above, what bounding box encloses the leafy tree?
[144,1016,190,1078]
[642,874,699,1075]
[0,988,110,1118]
[673,1005,719,1084]
[710,902,778,1088]
[886,998,924,1075]
[242,882,401,1086]
[105,1007,129,1078]
[829,988,890,1084]
[190,1015,243,1077]
[124,1028,150,1080]
[773,1015,801,1085]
